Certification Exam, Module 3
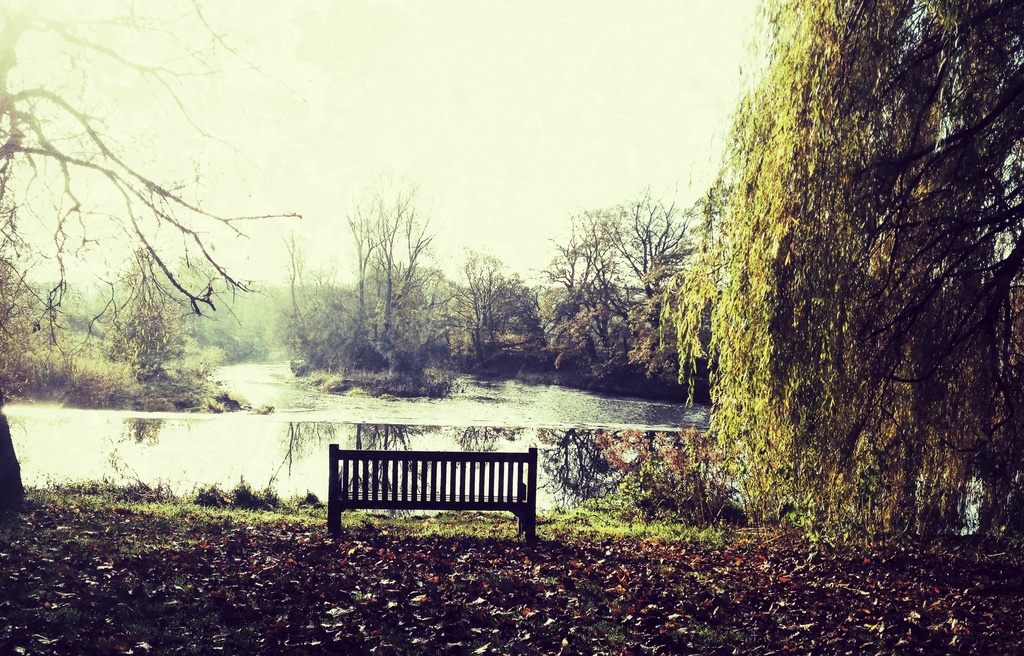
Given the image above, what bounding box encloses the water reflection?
[537,428,621,509]
[455,426,520,452]
[269,422,339,486]
[230,421,639,509]
[11,411,670,511]
[353,424,424,451]
[123,418,163,445]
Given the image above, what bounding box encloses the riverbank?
[292,359,708,405]
[299,366,458,400]
[2,485,1021,655]
[12,369,251,415]
[467,361,711,405]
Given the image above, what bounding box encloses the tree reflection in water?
[538,427,622,508]
[270,422,341,486]
[103,418,674,509]
[345,424,429,507]
[255,422,669,510]
[455,426,519,452]
[353,424,423,451]
[271,423,424,485]
[122,418,164,445]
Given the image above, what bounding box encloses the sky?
[13,0,762,286]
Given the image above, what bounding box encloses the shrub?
[204,392,246,413]
[175,345,226,380]
[597,428,744,526]
[421,367,459,398]
[230,480,280,511]
[194,484,231,508]
[308,367,459,399]
[112,480,176,504]
[13,345,141,408]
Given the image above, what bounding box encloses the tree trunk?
[0,403,25,511]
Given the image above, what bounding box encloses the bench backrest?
[329,446,538,511]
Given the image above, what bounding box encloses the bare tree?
[367,178,434,361]
[346,196,379,323]
[453,250,542,368]
[613,187,694,299]
[0,2,296,509]
[349,176,435,371]
[543,190,695,384]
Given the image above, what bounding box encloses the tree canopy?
[673,0,1024,536]
[544,189,694,387]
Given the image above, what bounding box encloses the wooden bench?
[327,446,538,543]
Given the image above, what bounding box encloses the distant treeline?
[280,182,708,401]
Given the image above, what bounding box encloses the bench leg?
[517,512,537,544]
[327,499,341,537]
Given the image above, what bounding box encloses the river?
[6,362,709,511]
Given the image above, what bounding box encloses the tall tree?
[672,0,1024,536]
[451,250,543,368]
[282,235,354,372]
[354,177,437,372]
[612,188,692,300]
[543,209,630,374]
[614,188,694,383]
[368,179,435,369]
[0,178,23,507]
[0,2,293,509]
[544,191,693,384]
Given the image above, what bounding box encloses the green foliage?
[671,0,1024,537]
[280,181,701,397]
[193,483,231,508]
[0,285,227,410]
[187,290,281,363]
[193,481,303,512]
[174,345,226,381]
[105,253,189,382]
[0,249,250,410]
[283,275,363,372]
[553,494,733,547]
[13,339,141,408]
[299,491,321,508]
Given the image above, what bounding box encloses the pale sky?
[13,0,761,286]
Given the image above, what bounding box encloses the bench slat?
[430,460,437,504]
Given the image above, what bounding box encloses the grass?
[550,494,733,547]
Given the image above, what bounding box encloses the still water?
[7,362,708,511]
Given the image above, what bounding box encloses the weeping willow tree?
[672,0,1024,536]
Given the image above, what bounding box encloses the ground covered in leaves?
[2,488,1023,655]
